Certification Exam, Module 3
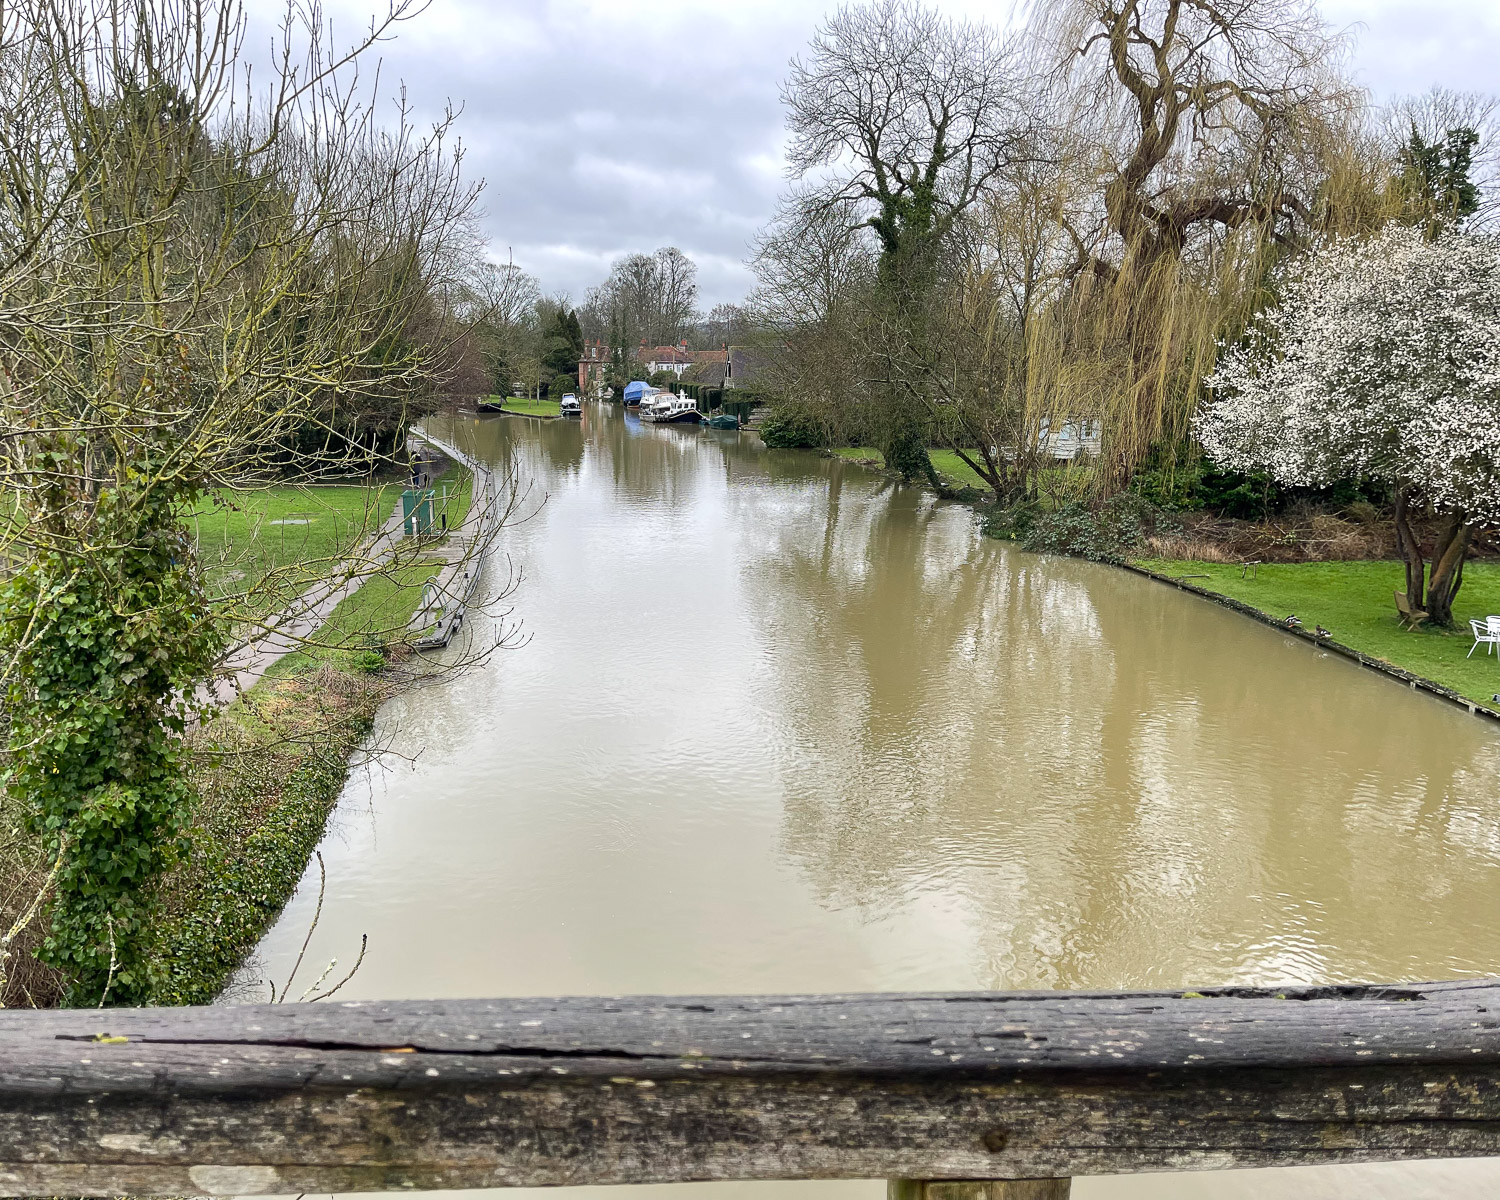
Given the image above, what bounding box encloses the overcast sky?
[291,0,1500,308]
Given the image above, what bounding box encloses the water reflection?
[740,448,1500,990]
[247,407,1500,1200]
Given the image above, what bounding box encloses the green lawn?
[1140,558,1500,707]
[832,446,993,490]
[492,395,560,417]
[434,467,473,532]
[191,465,469,620]
[267,556,446,677]
[190,482,398,615]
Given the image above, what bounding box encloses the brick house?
[577,341,610,396]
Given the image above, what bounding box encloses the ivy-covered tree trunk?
[0,444,222,1005]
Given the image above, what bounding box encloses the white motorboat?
[560,394,582,417]
[640,393,671,421]
[643,395,702,424]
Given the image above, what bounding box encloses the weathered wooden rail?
[3,979,1500,1196]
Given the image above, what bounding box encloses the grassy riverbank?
[1139,558,1500,707]
[0,663,388,1007]
[0,466,475,1007]
[491,395,560,418]
[832,446,992,490]
[152,665,390,1004]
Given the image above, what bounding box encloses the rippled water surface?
[248,406,1500,1198]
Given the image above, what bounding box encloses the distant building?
[1038,419,1102,460]
[577,341,611,396]
[638,342,727,378]
[682,356,729,388]
[726,345,774,390]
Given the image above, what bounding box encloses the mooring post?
[889,1181,1070,1200]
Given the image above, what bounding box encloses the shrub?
[1021,494,1172,563]
[759,404,825,449]
[980,499,1039,541]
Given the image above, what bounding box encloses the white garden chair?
[1468,616,1500,658]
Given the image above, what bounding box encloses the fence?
[2,979,1498,1196]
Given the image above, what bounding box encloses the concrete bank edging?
[406,430,498,651]
[1120,561,1500,726]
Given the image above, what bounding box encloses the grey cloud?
[266,0,1499,307]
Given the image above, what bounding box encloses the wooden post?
[890,1182,1070,1200]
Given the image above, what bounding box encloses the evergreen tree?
[1400,125,1481,232]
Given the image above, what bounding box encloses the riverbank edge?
[151,668,387,1005]
[815,446,1500,727]
[158,447,478,1006]
[1119,561,1500,724]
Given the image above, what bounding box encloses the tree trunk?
[1424,510,1473,628]
[1393,486,1428,625]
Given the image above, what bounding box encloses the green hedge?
[759,404,825,449]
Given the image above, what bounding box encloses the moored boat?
[623,380,652,409]
[560,394,582,417]
[639,393,669,420]
[705,412,739,430]
[645,395,702,424]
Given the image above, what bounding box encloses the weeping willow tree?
[1017,0,1373,494]
[0,0,483,1004]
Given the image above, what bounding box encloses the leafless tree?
[779,0,1029,483]
[581,246,700,359]
[0,0,505,1002]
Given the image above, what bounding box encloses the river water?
[247,406,1500,1199]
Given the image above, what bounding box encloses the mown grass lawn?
[492,395,560,417]
[832,446,993,490]
[191,482,398,614]
[1139,558,1500,707]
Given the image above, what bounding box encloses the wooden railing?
[2,979,1499,1197]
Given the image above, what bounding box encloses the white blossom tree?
[1198,223,1500,627]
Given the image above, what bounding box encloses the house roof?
[682,359,728,387]
[637,346,730,366]
[727,345,774,389]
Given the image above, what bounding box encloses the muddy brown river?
[247,405,1500,1198]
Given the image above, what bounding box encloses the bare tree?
[580,246,701,367]
[780,0,1028,484]
[0,0,491,1003]
[652,246,699,344]
[752,199,874,329]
